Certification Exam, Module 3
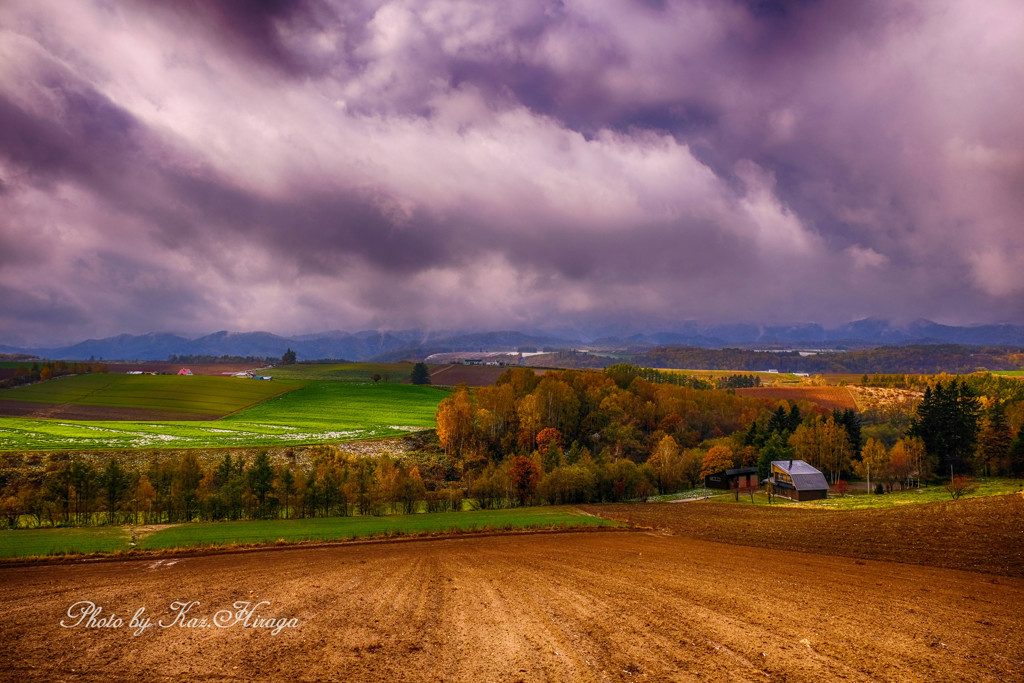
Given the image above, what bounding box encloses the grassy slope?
[0,374,297,415]
[222,381,444,430]
[0,508,619,557]
[0,381,447,450]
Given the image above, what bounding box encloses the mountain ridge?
[3,319,1024,362]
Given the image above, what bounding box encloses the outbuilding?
[704,466,759,491]
[769,460,829,501]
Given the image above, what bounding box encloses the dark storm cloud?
[1,0,1022,344]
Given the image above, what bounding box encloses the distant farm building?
[464,358,483,365]
[177,368,193,376]
[769,460,829,501]
[705,466,759,491]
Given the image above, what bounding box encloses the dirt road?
[2,531,1021,681]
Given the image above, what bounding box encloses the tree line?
[632,344,1024,374]
[4,369,1023,529]
[0,360,109,390]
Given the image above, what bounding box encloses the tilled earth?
[581,493,1024,577]
[2,530,1022,681]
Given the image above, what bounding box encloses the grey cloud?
[1,0,1022,344]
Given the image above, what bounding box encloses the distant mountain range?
[2,319,1024,362]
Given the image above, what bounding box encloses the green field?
[992,371,1024,376]
[0,508,618,557]
[0,374,297,415]
[261,362,420,383]
[0,381,447,450]
[0,526,131,557]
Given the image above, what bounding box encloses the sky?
[1,0,1023,345]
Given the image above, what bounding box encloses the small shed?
[705,466,759,491]
[769,460,829,501]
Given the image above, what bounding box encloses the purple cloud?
[1,0,1023,345]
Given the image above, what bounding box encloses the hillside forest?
[1,365,1023,527]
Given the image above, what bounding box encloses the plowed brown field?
[581,493,1024,577]
[0,400,219,421]
[3,526,1023,681]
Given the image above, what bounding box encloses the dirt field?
[0,400,219,421]
[428,364,546,387]
[735,386,858,411]
[582,494,1024,577]
[2,528,1023,681]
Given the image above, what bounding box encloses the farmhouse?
[769,460,829,501]
[177,368,193,376]
[704,466,759,491]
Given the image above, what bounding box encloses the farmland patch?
[0,382,446,451]
[3,532,1022,681]
[734,385,857,411]
[0,374,297,417]
[582,492,1024,576]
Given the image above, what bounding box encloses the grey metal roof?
[771,459,829,491]
[725,467,758,476]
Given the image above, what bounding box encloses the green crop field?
[0,526,130,557]
[0,374,297,415]
[992,371,1024,377]
[0,508,619,557]
[261,362,420,383]
[0,381,447,450]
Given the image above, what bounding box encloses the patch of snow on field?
[273,430,365,441]
[388,425,421,431]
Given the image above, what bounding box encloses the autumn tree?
[858,438,888,494]
[700,445,734,480]
[436,385,475,458]
[648,435,682,493]
[790,417,852,484]
[508,456,540,506]
[944,475,978,500]
[890,436,927,488]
